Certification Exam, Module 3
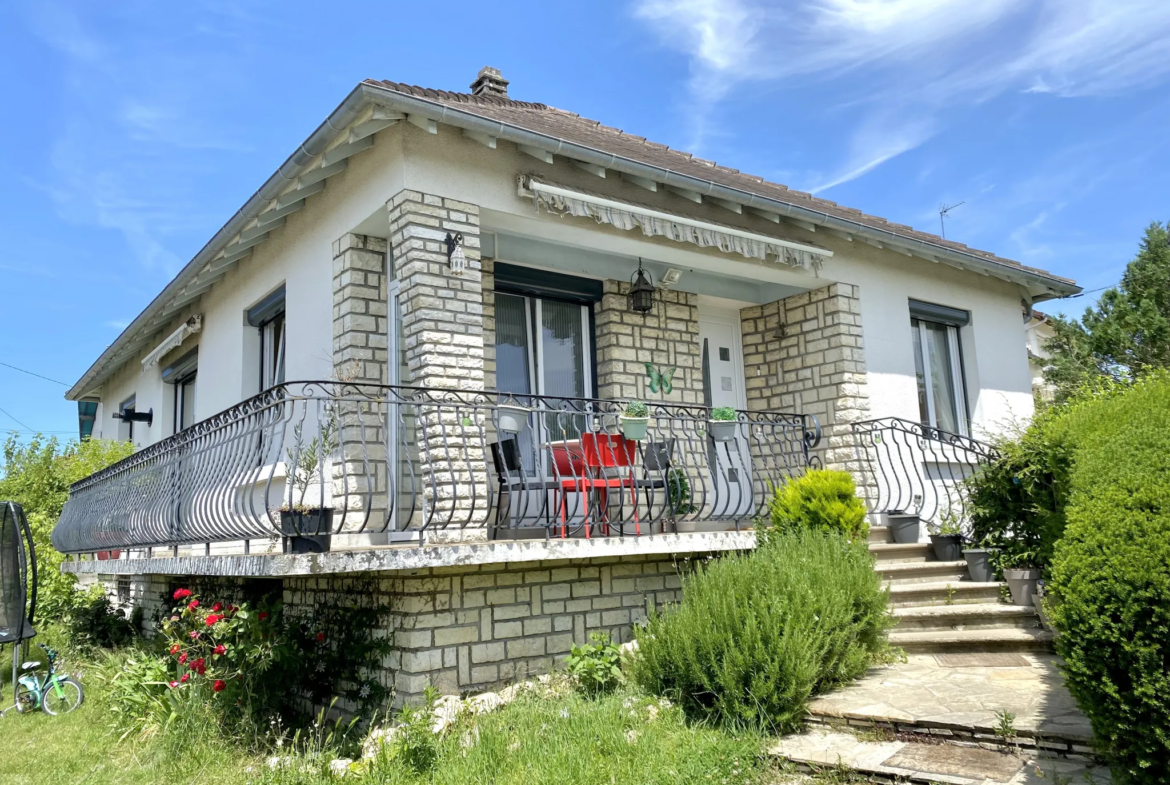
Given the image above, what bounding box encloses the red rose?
[205,614,221,626]
[213,645,226,656]
[168,681,179,689]
[169,644,181,655]
[258,612,269,621]
[179,652,188,665]
[188,599,199,610]
[189,631,201,640]
[316,632,325,643]
[211,602,223,612]
[173,588,192,600]
[228,605,237,614]
[196,664,207,676]
[180,673,190,684]
[212,680,226,693]
[191,658,205,669]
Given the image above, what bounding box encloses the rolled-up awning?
[518,176,831,270]
[141,314,202,373]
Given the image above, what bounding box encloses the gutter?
[67,81,1081,399]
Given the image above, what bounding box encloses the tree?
[0,434,133,619]
[1044,221,1170,400]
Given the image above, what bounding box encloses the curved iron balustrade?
[850,417,997,528]
[53,382,820,554]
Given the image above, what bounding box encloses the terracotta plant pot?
[963,548,995,582]
[886,512,921,544]
[929,533,963,562]
[1003,568,1042,606]
[708,420,739,442]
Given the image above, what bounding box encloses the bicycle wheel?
[13,683,38,713]
[41,678,83,715]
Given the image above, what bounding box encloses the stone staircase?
[869,525,1054,653]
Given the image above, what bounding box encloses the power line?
[0,404,34,432]
[0,361,69,386]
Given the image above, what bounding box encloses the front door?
[698,310,751,518]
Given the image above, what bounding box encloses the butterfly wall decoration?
[645,363,677,395]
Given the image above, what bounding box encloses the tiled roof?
[366,78,1074,286]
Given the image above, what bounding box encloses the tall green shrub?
[1047,373,1170,782]
[632,530,891,732]
[769,469,868,539]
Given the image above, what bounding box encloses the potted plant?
[496,397,530,435]
[619,401,650,441]
[280,416,337,554]
[928,509,964,561]
[962,540,996,583]
[1001,553,1043,606]
[708,407,739,442]
[885,510,921,544]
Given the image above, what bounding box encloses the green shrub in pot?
[619,400,650,441]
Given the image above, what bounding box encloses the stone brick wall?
[595,281,703,405]
[94,552,693,709]
[332,234,389,384]
[740,283,871,489]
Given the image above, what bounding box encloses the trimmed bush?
[769,469,868,539]
[632,530,892,732]
[1047,373,1170,782]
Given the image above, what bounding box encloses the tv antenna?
[939,201,965,240]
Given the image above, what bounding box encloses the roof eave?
[67,80,1080,399]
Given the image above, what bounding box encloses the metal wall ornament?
[444,232,466,275]
[628,260,656,315]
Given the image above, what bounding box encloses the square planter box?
[929,533,963,562]
[884,512,921,544]
[708,420,739,442]
[280,508,334,554]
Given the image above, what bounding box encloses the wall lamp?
[113,408,154,427]
[445,232,466,276]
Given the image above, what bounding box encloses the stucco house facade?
[53,68,1078,704]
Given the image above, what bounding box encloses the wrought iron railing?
[52,382,820,554]
[850,417,996,527]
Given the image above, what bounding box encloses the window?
[162,348,198,434]
[909,300,969,435]
[246,286,286,391]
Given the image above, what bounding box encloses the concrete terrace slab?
[771,729,1111,785]
[807,654,1095,750]
[59,530,755,577]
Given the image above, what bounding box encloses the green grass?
[1,654,769,785]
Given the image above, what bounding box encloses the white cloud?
[634,0,1170,185]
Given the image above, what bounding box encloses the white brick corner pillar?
[332,233,389,383]
[740,283,873,495]
[386,191,488,540]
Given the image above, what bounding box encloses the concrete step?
[889,627,1055,654]
[770,729,1108,784]
[892,603,1042,633]
[868,525,894,544]
[886,581,1005,607]
[878,560,968,585]
[869,541,933,564]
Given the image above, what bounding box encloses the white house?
[53,68,1078,702]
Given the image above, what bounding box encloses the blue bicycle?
[9,644,84,716]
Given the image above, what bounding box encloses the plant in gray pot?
[928,509,964,562]
[1001,553,1043,606]
[708,407,739,442]
[962,540,996,583]
[280,416,337,555]
[496,397,531,435]
[619,400,651,441]
[885,510,921,544]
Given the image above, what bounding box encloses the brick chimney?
[470,66,509,98]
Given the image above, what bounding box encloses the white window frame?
[913,318,968,436]
[259,311,286,391]
[173,371,197,434]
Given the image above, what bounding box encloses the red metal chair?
[552,433,640,538]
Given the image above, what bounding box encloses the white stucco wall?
[88,120,1042,447]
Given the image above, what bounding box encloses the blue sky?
[2,0,1168,442]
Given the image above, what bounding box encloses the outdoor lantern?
[628,260,655,315]
[445,232,466,275]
